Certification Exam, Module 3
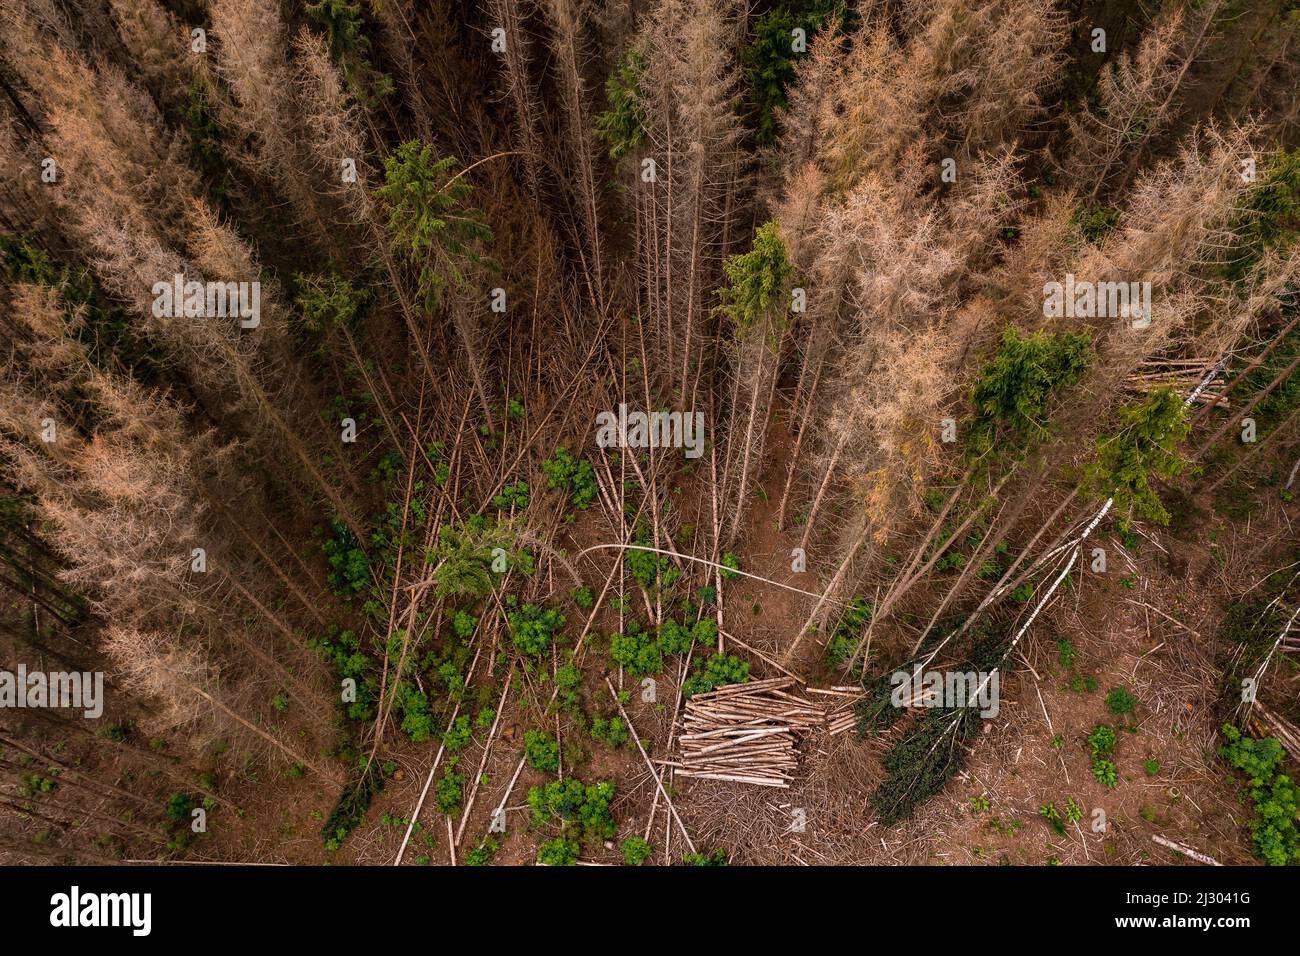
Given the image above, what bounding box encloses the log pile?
[1126,358,1227,408]
[675,678,825,788]
[808,686,863,736]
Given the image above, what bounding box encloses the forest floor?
[151,415,1300,866]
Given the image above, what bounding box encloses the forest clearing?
[0,0,1299,878]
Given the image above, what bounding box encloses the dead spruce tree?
[638,0,745,404]
[487,0,545,193]
[0,5,366,539]
[209,0,347,253]
[542,0,605,309]
[104,626,337,781]
[1064,3,1230,202]
[0,285,334,738]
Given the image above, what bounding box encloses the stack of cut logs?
[809,686,863,736]
[676,678,825,788]
[1126,358,1227,408]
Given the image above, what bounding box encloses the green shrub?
[627,536,681,590]
[681,848,728,866]
[1086,723,1120,787]
[305,0,390,100]
[508,604,565,657]
[491,481,529,511]
[464,836,500,866]
[181,80,229,201]
[435,766,463,816]
[1057,639,1077,670]
[0,233,60,286]
[683,653,750,698]
[452,610,477,640]
[621,835,654,866]
[825,597,872,668]
[1220,724,1300,865]
[1227,147,1300,280]
[657,618,697,655]
[608,616,715,677]
[307,0,366,60]
[1106,686,1138,716]
[1065,797,1083,823]
[294,272,368,343]
[554,661,583,711]
[1091,758,1118,788]
[395,683,435,743]
[719,553,742,581]
[1088,723,1117,757]
[527,779,617,841]
[609,622,664,677]
[442,714,472,751]
[431,521,518,600]
[311,627,376,721]
[1070,673,1099,694]
[165,793,193,822]
[537,837,580,866]
[523,729,560,773]
[1072,204,1121,243]
[322,520,370,598]
[591,716,629,748]
[542,448,598,510]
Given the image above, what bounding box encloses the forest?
[1,0,1299,868]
